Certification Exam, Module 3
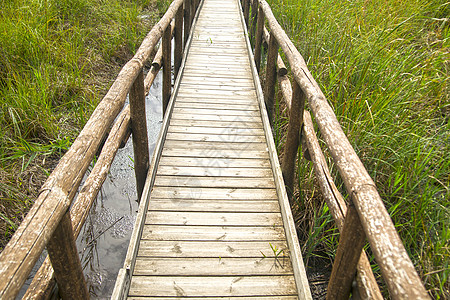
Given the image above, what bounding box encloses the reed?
[0,0,170,249]
[268,0,449,297]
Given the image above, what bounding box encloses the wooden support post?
[184,0,191,46]
[190,0,196,26]
[174,5,183,80]
[281,81,306,199]
[327,201,366,300]
[130,69,149,201]
[243,0,250,27]
[162,24,172,115]
[47,212,88,299]
[264,31,278,123]
[254,7,264,73]
[250,0,258,41]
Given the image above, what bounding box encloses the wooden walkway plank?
[147,199,281,212]
[128,276,297,297]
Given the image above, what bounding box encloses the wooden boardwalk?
[114,0,311,298]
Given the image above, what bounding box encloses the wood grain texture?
[128,276,297,297]
[148,198,280,212]
[137,240,287,257]
[134,257,293,276]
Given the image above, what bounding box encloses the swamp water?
[77,73,163,298]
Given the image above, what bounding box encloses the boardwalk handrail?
[242,0,430,298]
[0,0,198,298]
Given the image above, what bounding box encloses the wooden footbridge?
[0,0,430,299]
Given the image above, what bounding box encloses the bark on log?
[263,27,287,76]
[184,0,192,46]
[250,0,258,42]
[174,5,184,80]
[254,6,264,73]
[243,0,250,27]
[281,80,305,200]
[0,1,183,297]
[162,24,172,115]
[47,212,89,300]
[130,69,149,201]
[151,20,175,69]
[264,31,278,123]
[326,202,366,300]
[24,107,131,300]
[258,1,429,298]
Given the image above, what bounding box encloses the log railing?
[241,0,430,299]
[0,0,200,298]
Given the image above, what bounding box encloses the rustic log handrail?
[246,0,430,298]
[0,0,197,298]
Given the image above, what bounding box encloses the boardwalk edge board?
[111,0,205,298]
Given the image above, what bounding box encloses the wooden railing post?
[162,23,172,114]
[184,0,191,46]
[326,201,366,300]
[282,81,306,199]
[264,31,278,123]
[174,5,183,80]
[47,212,89,299]
[254,6,264,72]
[250,0,258,42]
[190,0,196,26]
[130,69,149,201]
[243,0,250,27]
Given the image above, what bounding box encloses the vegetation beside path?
[267,0,449,298]
[0,0,170,249]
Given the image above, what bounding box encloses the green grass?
[266,0,449,298]
[0,0,170,249]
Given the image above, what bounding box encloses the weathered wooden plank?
[128,276,296,297]
[180,76,254,85]
[169,119,263,129]
[133,257,292,276]
[168,125,264,135]
[148,199,280,212]
[178,87,256,96]
[141,225,286,241]
[161,148,269,159]
[146,211,282,226]
[163,140,267,151]
[137,240,287,258]
[179,83,255,92]
[170,113,260,122]
[150,186,278,200]
[175,96,258,105]
[158,156,271,168]
[172,107,260,116]
[174,102,259,111]
[154,175,275,188]
[157,166,272,177]
[165,132,266,143]
[129,297,298,300]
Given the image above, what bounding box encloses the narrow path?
[119,0,311,298]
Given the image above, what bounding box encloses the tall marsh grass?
[267,0,449,297]
[0,0,166,248]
